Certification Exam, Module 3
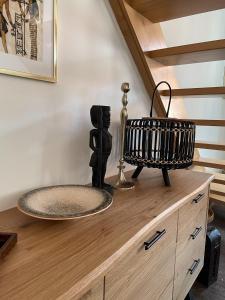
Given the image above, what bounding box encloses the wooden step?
[193,157,225,170]
[213,173,225,185]
[189,119,225,126]
[195,141,225,151]
[211,182,225,197]
[160,87,225,97]
[210,193,225,204]
[145,39,225,66]
[126,0,225,23]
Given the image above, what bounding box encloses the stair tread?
[193,157,225,169]
[211,182,225,196]
[160,87,225,97]
[145,39,225,65]
[126,0,225,23]
[210,193,225,203]
[189,119,225,126]
[213,174,225,185]
[195,141,225,151]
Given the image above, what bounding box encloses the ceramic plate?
[18,185,113,220]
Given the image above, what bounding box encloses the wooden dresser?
[0,169,213,300]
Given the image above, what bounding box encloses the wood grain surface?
[160,87,225,97]
[195,141,225,151]
[126,0,225,23]
[105,212,177,300]
[145,39,225,66]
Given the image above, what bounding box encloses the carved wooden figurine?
[89,106,112,190]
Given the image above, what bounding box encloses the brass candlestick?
[115,83,135,190]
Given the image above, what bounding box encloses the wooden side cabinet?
[0,170,213,300]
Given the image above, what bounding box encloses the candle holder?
[115,83,135,190]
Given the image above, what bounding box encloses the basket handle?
[150,81,172,118]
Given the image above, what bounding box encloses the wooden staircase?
[109,0,225,204]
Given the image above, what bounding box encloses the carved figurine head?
[90,106,111,129]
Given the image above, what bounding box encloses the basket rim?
[127,117,195,124]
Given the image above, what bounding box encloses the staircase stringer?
[109,0,166,117]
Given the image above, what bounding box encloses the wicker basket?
[124,81,196,185]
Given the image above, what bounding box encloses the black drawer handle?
[189,259,200,275]
[192,193,205,204]
[144,229,166,251]
[190,227,202,240]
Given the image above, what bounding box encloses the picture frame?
[0,0,57,83]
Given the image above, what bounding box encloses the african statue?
[89,106,112,190]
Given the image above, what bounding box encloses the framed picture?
[0,0,57,82]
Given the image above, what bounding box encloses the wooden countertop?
[0,169,213,300]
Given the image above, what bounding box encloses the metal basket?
[124,81,196,185]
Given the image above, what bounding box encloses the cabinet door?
[105,212,178,300]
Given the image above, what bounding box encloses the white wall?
[161,10,225,161]
[0,0,150,211]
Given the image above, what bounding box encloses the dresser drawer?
[105,212,178,300]
[181,187,208,218]
[173,232,205,300]
[173,187,209,300]
[179,187,208,227]
[177,187,208,255]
